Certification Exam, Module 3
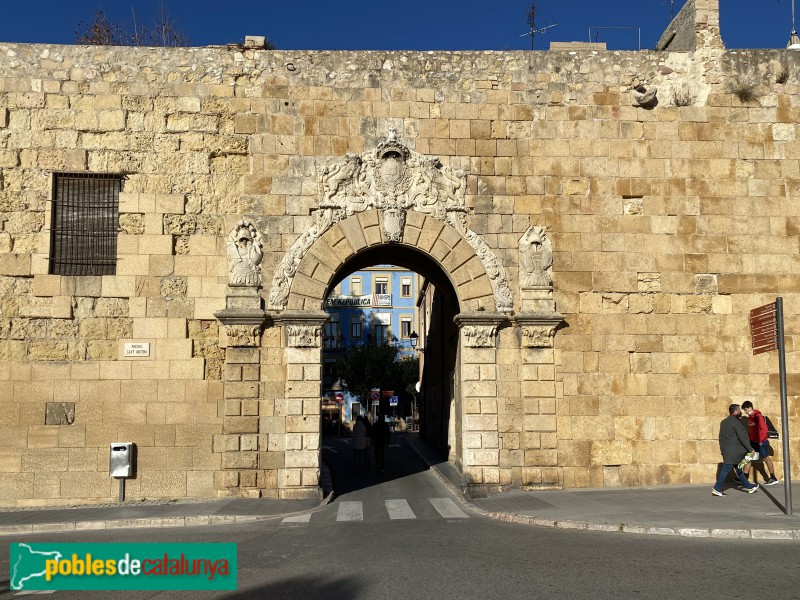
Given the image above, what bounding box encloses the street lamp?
[409,331,419,348]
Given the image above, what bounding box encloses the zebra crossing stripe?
[429,497,469,519]
[282,513,312,523]
[385,499,416,520]
[336,501,364,521]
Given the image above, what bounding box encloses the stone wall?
[1,6,800,504]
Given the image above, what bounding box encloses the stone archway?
[215,132,563,498]
[265,132,518,497]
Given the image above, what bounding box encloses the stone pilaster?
[514,312,564,488]
[214,287,267,497]
[271,310,328,500]
[454,312,510,490]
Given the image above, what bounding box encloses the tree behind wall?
[75,5,189,47]
[336,344,418,413]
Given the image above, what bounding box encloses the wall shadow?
[321,434,436,498]
[220,574,363,600]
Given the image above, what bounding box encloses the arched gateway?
[215,132,563,498]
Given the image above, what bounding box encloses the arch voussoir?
[336,217,368,253]
[357,211,384,246]
[416,218,446,254]
[320,224,356,263]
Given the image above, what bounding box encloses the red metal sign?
[753,343,778,356]
[750,301,778,355]
[334,392,344,403]
[750,302,777,319]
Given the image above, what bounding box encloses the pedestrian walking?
[351,416,368,471]
[713,404,760,496]
[741,400,779,485]
[372,414,391,474]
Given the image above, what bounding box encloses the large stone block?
[223,417,259,434]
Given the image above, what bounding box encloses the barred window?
[49,172,123,276]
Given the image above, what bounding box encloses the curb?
[487,512,800,539]
[404,436,800,540]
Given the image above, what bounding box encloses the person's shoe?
[765,476,780,486]
[712,488,726,496]
[745,484,760,494]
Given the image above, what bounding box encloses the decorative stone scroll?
[514,314,564,349]
[521,325,556,348]
[267,130,513,313]
[461,325,498,348]
[286,324,322,348]
[454,312,510,349]
[223,324,262,347]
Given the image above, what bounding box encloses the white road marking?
[336,501,363,521]
[429,497,469,519]
[385,499,416,520]
[282,513,312,523]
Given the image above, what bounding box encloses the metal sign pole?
[776,297,793,515]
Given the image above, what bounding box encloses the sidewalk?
[0,462,332,537]
[403,433,800,540]
[2,438,798,539]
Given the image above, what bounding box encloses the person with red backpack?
[741,401,779,486]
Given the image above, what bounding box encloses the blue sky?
[0,0,795,50]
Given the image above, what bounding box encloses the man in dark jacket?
[713,404,759,496]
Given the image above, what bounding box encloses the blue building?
[320,265,418,430]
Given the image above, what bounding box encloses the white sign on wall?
[124,342,151,357]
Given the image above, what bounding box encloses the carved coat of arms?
[267,130,514,313]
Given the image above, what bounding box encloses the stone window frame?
[350,318,362,339]
[49,171,123,276]
[399,314,413,339]
[374,274,389,295]
[400,276,412,298]
[350,276,362,296]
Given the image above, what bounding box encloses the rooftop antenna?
[520,2,558,50]
[790,0,800,49]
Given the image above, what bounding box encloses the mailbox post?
[109,443,135,502]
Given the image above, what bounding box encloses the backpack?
[764,415,779,439]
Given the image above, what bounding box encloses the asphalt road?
[2,434,799,599]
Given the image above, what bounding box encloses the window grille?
[49,172,123,276]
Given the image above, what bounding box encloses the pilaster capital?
[214,309,268,348]
[271,310,330,348]
[513,312,565,348]
[453,312,510,348]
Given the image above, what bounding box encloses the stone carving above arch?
[227,220,263,287]
[519,225,553,290]
[267,130,513,313]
